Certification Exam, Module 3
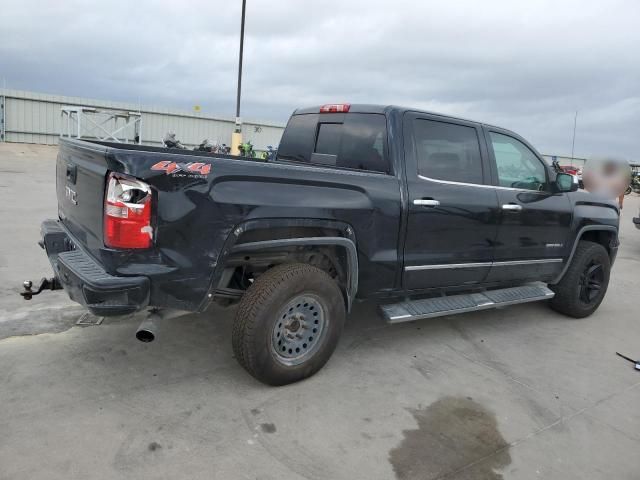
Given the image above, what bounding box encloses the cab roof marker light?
[320,104,351,113]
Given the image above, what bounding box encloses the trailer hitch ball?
[20,277,61,300]
[21,280,34,300]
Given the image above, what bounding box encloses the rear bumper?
[41,219,149,316]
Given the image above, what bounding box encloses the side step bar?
[380,282,554,324]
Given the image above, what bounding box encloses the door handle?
[414,199,440,207]
[502,204,523,211]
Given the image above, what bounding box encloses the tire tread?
[550,240,610,318]
[232,263,341,382]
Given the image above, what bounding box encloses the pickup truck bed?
[52,133,399,315]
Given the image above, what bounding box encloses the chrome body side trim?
[405,262,491,271]
[493,258,563,267]
[405,258,563,272]
[416,174,550,194]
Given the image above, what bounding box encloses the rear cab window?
[277,112,390,174]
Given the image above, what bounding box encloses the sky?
[1,0,638,159]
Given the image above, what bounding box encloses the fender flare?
[551,225,618,284]
[231,237,358,310]
[201,218,358,312]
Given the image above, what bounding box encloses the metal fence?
[0,89,285,151]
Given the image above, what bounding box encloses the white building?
[0,89,285,152]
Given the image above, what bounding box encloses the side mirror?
[556,172,578,192]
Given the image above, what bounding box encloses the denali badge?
[65,186,78,205]
[151,160,211,177]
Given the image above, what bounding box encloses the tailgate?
[56,139,110,251]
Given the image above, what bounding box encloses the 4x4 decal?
[151,160,211,177]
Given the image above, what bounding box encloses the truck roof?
[293,104,503,130]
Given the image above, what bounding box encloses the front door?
[483,128,573,283]
[402,113,499,290]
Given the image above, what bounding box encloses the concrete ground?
[1,143,639,480]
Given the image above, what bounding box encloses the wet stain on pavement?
[148,441,162,452]
[389,396,511,480]
[260,422,277,434]
[0,305,84,340]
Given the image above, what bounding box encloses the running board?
[380,282,554,324]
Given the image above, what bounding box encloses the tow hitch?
[20,277,62,300]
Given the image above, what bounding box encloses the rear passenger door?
[402,113,499,290]
[483,128,572,283]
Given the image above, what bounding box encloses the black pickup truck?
[25,104,620,385]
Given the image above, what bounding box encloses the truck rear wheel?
[232,263,345,385]
[549,241,611,318]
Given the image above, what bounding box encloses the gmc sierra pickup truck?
[23,104,620,385]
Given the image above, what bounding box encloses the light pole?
[570,110,578,162]
[231,0,247,155]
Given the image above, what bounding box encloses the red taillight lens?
[104,173,153,249]
[320,103,350,113]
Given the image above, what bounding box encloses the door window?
[413,119,484,184]
[489,132,547,191]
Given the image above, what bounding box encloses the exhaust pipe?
[135,314,158,343]
[134,309,187,343]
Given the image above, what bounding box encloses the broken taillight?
[104,173,153,249]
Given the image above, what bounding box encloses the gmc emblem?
[65,186,78,205]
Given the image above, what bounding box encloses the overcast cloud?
[1,0,638,159]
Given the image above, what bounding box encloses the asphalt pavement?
[1,144,639,480]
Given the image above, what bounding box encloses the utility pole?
[570,111,578,162]
[231,0,247,156]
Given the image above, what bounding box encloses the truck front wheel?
[549,241,611,318]
[232,263,345,385]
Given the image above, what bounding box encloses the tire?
[625,186,632,195]
[549,241,611,318]
[232,263,346,385]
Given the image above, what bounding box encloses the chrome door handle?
[414,199,440,207]
[502,204,523,211]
